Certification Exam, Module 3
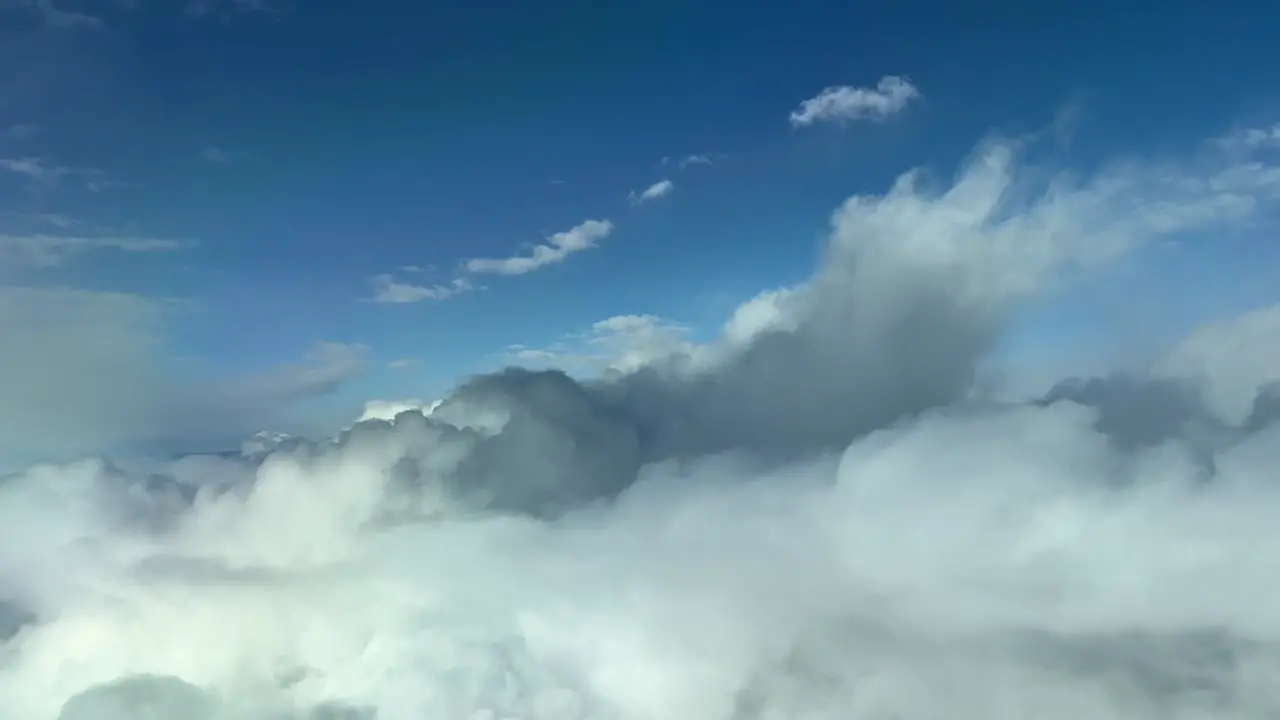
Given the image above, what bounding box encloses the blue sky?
[3,0,1280,461]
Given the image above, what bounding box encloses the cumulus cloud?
[5,123,1280,720]
[629,179,674,205]
[466,219,614,276]
[790,75,920,128]
[0,234,190,269]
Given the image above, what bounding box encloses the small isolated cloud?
[466,219,614,276]
[679,154,714,168]
[369,274,473,304]
[201,145,234,164]
[789,75,920,128]
[628,179,674,206]
[0,234,190,269]
[388,358,420,370]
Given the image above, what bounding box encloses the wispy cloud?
[628,179,674,206]
[388,358,421,370]
[0,234,192,269]
[679,154,713,168]
[220,341,369,403]
[185,0,290,18]
[1,124,40,141]
[368,274,473,304]
[0,0,102,29]
[504,314,697,375]
[660,153,718,169]
[465,219,614,276]
[201,145,234,164]
[789,75,920,128]
[0,157,124,192]
[1217,123,1280,153]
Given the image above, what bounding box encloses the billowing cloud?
[628,179,674,206]
[4,123,1280,720]
[466,219,614,276]
[790,75,920,128]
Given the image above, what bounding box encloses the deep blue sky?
[3,0,1280,449]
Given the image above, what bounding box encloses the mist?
[2,130,1280,719]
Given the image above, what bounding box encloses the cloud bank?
[3,125,1280,720]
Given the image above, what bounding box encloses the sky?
[9,3,1280,718]
[3,0,1280,464]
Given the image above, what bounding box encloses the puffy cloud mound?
[4,130,1280,719]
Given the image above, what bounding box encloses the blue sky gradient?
[3,0,1280,461]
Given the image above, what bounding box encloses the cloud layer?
[3,124,1280,720]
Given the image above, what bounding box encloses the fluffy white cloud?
[369,274,472,303]
[789,75,920,128]
[628,179,674,206]
[0,234,189,269]
[466,219,614,276]
[6,122,1280,720]
[1154,302,1280,425]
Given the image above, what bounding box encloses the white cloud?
[388,358,420,370]
[6,121,1280,720]
[0,234,190,269]
[679,154,713,168]
[356,397,433,423]
[1154,302,1280,425]
[789,75,920,128]
[628,179,674,205]
[369,274,473,303]
[465,219,614,276]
